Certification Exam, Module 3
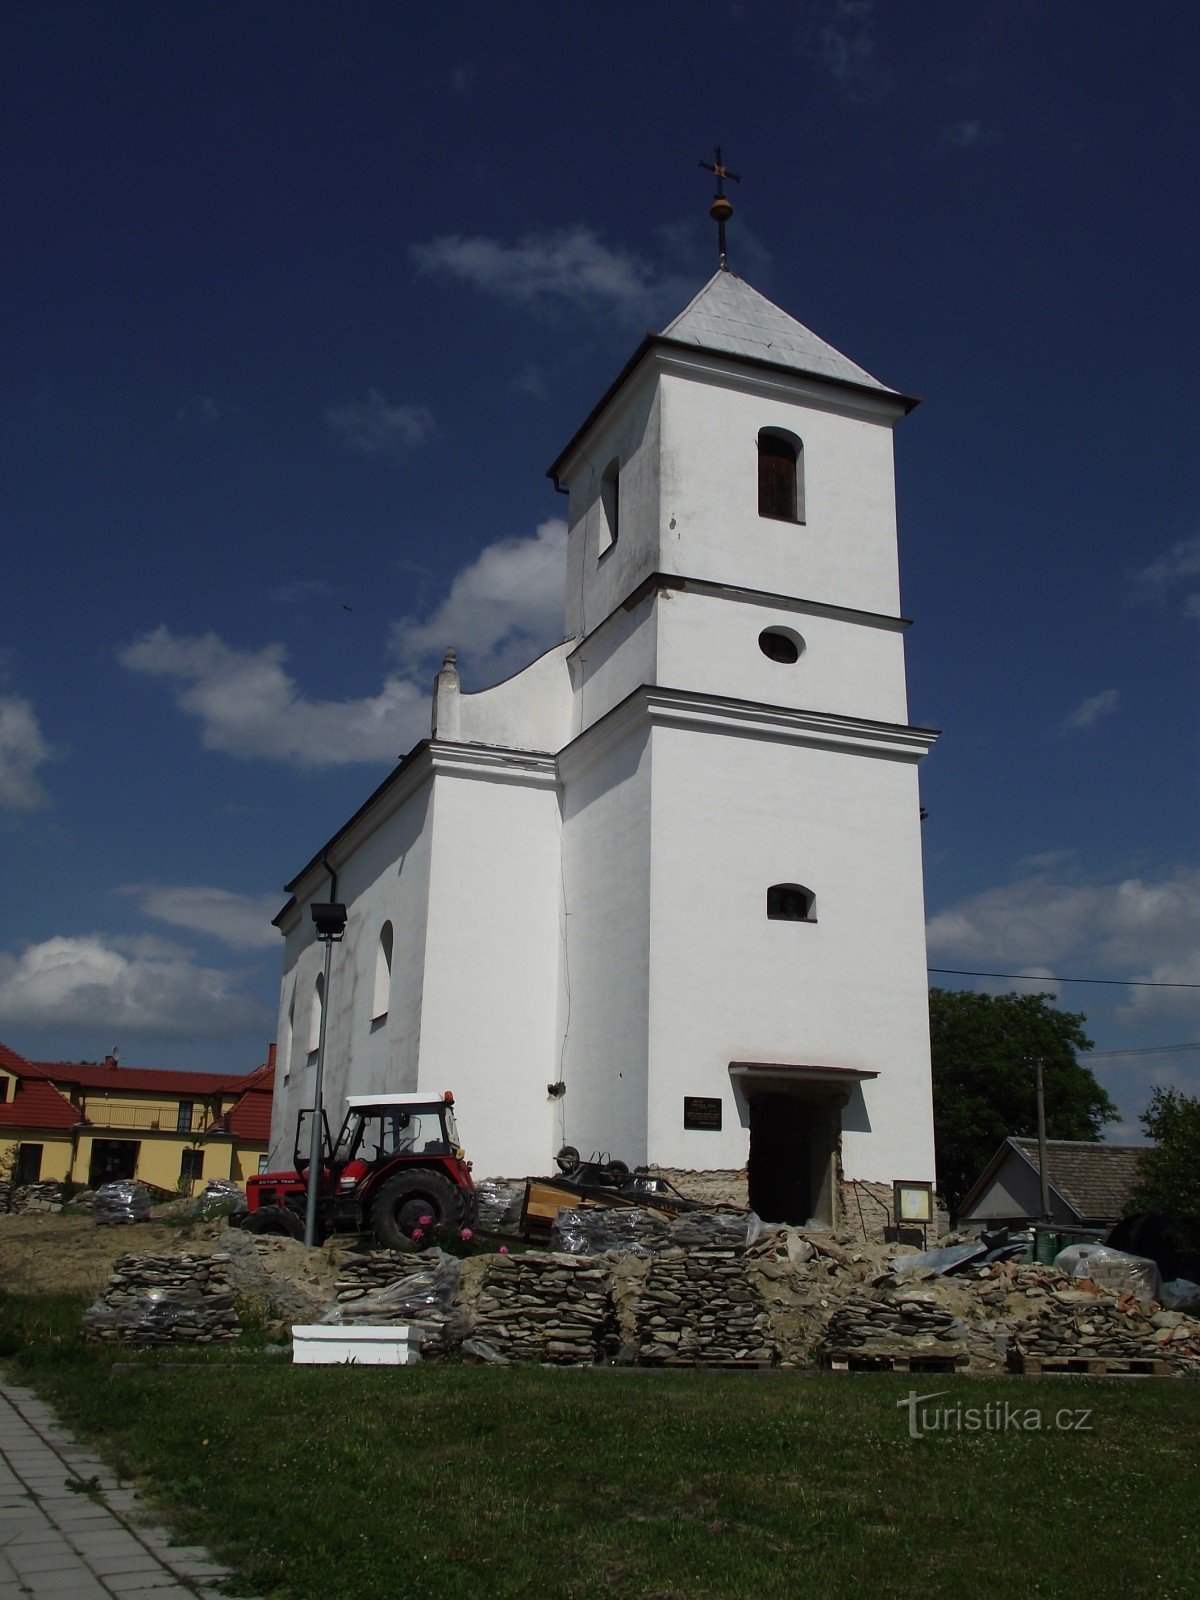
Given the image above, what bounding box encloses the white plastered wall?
[644,718,936,1184]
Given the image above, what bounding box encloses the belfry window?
[372,921,393,1021]
[599,458,620,555]
[767,883,816,922]
[758,429,803,523]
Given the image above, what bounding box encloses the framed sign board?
[893,1180,935,1225]
[683,1096,722,1131]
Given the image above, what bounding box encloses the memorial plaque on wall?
[683,1096,722,1131]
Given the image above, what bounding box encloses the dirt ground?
[0,1211,235,1297]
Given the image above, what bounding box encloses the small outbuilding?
[956,1137,1149,1228]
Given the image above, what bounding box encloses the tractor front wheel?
[369,1170,467,1251]
[241,1204,306,1241]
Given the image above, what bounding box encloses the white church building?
[269,265,939,1225]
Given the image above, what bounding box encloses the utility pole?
[305,894,347,1248]
[1034,1057,1052,1222]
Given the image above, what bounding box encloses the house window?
[308,971,325,1056]
[767,883,816,922]
[258,1154,269,1175]
[758,429,803,522]
[177,1101,194,1133]
[16,1144,43,1185]
[179,1149,204,1185]
[599,458,620,555]
[0,1077,8,1103]
[372,921,394,1021]
[759,627,803,664]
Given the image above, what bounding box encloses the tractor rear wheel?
[241,1204,305,1241]
[370,1170,467,1251]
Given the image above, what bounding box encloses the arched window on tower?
[281,979,295,1084]
[758,429,804,523]
[599,457,620,556]
[767,883,816,922]
[308,971,324,1057]
[372,921,393,1021]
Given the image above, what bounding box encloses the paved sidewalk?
[0,1378,256,1600]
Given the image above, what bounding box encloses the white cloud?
[0,935,271,1041]
[390,518,567,685]
[119,627,428,767]
[270,578,334,606]
[410,228,683,319]
[1130,534,1200,620]
[1059,688,1120,733]
[121,886,281,951]
[927,866,1200,1025]
[0,694,53,810]
[797,0,891,102]
[324,390,435,460]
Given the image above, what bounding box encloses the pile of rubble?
[8,1182,65,1214]
[470,1253,615,1364]
[82,1251,239,1344]
[628,1247,776,1366]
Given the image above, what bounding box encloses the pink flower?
[418,1214,434,1226]
[411,1227,424,1240]
[498,1245,509,1255]
[460,1227,473,1241]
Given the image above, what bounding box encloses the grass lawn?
[2,1290,1198,1600]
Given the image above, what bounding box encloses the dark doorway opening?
[16,1144,43,1185]
[747,1094,836,1224]
[88,1139,139,1187]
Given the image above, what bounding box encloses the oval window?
[759,628,802,664]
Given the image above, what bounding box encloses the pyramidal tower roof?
[659,269,903,399]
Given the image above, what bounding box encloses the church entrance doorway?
[88,1139,140,1188]
[747,1093,837,1225]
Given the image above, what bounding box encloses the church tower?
[548,262,937,1222]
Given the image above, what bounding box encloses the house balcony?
[82,1105,213,1133]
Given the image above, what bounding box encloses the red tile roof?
[223,1061,275,1143]
[0,1044,83,1132]
[27,1061,239,1097]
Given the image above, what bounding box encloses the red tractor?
[241,1092,476,1249]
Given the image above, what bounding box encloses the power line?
[929,967,1200,990]
[1088,1042,1200,1060]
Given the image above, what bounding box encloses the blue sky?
[1,1,1196,1137]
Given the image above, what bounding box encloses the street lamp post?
[304,899,347,1248]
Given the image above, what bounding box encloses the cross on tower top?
[698,145,741,270]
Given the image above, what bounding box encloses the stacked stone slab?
[820,1286,967,1367]
[1008,1289,1199,1371]
[631,1248,777,1366]
[82,1252,240,1344]
[10,1181,65,1214]
[470,1253,615,1363]
[328,1247,468,1353]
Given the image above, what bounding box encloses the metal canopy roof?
[660,270,902,397]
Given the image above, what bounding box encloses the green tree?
[1127,1087,1200,1262]
[928,988,1117,1215]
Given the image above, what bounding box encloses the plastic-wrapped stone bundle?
[631,1247,776,1365]
[472,1252,615,1363]
[186,1179,247,1220]
[474,1179,524,1234]
[324,1247,468,1353]
[550,1206,671,1256]
[92,1180,153,1225]
[821,1286,968,1366]
[668,1210,748,1250]
[82,1252,240,1343]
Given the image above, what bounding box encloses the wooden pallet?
[826,1352,968,1375]
[1007,1353,1174,1378]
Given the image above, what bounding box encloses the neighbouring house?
[956,1137,1150,1229]
[271,261,940,1227]
[0,1040,276,1198]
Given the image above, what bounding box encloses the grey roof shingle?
[659,270,901,396]
[1011,1138,1150,1221]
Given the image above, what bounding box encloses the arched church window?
[759,627,804,664]
[767,883,816,922]
[599,458,620,555]
[372,921,393,1021]
[758,429,803,523]
[281,979,295,1084]
[308,971,324,1056]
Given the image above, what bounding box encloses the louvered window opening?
[758,433,799,521]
